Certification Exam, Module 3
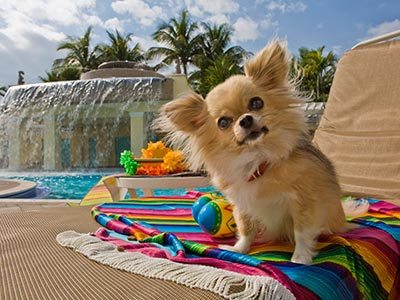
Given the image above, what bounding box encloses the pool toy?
[119,150,139,175]
[192,192,223,222]
[192,193,237,238]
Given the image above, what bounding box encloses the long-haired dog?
[155,40,369,264]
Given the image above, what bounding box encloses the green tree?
[39,65,81,82]
[292,46,337,102]
[41,26,104,82]
[100,30,145,62]
[56,26,101,73]
[39,70,59,82]
[147,9,202,75]
[201,55,242,91]
[191,23,248,95]
[197,23,246,63]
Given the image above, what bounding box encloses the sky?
[1,0,400,86]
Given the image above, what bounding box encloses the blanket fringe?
[57,231,295,300]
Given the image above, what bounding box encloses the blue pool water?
[2,174,104,199]
[0,173,215,200]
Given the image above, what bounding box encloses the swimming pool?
[0,172,215,199]
[1,174,105,199]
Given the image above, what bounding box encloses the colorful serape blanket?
[61,193,400,299]
[79,175,115,206]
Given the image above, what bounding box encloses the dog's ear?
[162,93,209,133]
[244,40,290,89]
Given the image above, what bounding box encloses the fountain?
[0,63,191,171]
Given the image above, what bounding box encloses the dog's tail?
[342,198,370,217]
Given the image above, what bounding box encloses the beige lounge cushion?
[313,40,400,201]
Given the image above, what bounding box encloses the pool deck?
[0,179,37,197]
[0,198,80,213]
[0,179,80,212]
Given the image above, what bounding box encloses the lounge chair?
[313,29,400,204]
[1,31,400,299]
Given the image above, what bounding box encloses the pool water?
[3,174,104,199]
[1,173,215,200]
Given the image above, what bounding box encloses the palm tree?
[39,70,59,82]
[197,23,247,63]
[57,26,101,73]
[147,9,202,75]
[293,46,337,102]
[191,23,249,95]
[202,55,242,90]
[39,65,81,82]
[100,30,145,62]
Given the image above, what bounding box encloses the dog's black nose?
[239,115,253,128]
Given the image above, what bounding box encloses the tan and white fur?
[155,40,369,264]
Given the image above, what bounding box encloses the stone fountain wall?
[0,73,191,171]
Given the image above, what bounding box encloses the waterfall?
[0,77,165,171]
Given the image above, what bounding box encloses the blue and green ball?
[192,193,237,238]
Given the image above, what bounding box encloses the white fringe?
[57,231,295,300]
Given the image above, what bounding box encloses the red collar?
[248,162,269,182]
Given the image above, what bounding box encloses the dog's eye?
[217,117,233,130]
[248,97,264,111]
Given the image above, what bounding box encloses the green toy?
[119,150,139,175]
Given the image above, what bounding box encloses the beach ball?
[192,194,237,238]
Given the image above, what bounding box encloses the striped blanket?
[60,193,400,299]
[80,175,117,206]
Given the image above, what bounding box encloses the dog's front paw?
[219,244,249,254]
[290,253,313,265]
[219,233,254,253]
[219,244,236,252]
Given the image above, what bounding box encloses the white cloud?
[367,19,400,38]
[85,15,104,27]
[206,14,230,25]
[0,0,101,85]
[112,0,166,27]
[104,18,125,32]
[0,11,65,50]
[1,0,96,26]
[266,0,307,13]
[183,0,204,18]
[183,0,239,23]
[261,14,278,30]
[232,17,259,42]
[0,0,102,50]
[130,35,158,51]
[190,0,239,15]
[81,16,126,33]
[0,29,63,85]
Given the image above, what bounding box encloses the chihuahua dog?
[155,40,368,264]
